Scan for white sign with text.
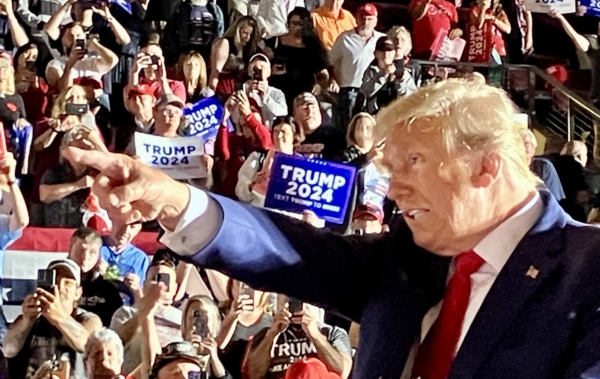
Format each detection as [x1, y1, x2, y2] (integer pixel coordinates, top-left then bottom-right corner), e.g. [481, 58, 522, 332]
[134, 132, 206, 180]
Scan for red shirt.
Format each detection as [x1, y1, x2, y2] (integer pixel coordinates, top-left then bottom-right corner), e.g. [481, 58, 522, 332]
[140, 78, 187, 103]
[214, 114, 273, 199]
[469, 7, 507, 57]
[19, 79, 50, 124]
[410, 0, 458, 56]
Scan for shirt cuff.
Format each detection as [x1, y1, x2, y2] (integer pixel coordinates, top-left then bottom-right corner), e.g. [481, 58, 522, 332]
[159, 185, 209, 245]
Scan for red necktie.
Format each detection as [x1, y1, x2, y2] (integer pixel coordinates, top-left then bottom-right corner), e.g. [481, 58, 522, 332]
[412, 251, 485, 379]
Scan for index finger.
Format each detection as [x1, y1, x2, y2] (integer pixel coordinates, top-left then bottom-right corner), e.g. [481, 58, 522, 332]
[62, 147, 126, 174]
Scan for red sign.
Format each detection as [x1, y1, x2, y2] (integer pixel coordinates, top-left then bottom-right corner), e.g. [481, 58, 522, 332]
[466, 22, 493, 62]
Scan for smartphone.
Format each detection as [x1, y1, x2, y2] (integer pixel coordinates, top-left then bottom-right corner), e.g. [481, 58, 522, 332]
[288, 298, 303, 314]
[156, 273, 170, 290]
[75, 39, 86, 52]
[241, 283, 254, 298]
[25, 61, 36, 72]
[252, 66, 262, 81]
[37, 269, 56, 292]
[192, 309, 209, 338]
[150, 55, 160, 65]
[188, 372, 203, 379]
[65, 103, 89, 116]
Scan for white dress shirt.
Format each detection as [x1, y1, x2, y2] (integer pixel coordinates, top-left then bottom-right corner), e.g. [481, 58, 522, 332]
[257, 0, 306, 38]
[420, 192, 543, 353]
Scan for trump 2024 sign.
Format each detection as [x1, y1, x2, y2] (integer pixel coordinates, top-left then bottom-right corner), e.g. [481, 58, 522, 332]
[264, 153, 356, 224]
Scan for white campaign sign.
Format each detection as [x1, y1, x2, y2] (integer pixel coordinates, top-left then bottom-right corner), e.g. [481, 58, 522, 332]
[134, 132, 206, 179]
[525, 0, 575, 13]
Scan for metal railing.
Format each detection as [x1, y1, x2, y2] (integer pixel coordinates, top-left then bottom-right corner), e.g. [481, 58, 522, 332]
[408, 60, 600, 161]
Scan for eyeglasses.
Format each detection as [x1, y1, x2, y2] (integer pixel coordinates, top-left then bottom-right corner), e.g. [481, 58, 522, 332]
[160, 109, 182, 117]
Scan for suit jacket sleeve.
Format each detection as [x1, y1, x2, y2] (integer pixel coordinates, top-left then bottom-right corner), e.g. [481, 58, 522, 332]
[160, 187, 387, 321]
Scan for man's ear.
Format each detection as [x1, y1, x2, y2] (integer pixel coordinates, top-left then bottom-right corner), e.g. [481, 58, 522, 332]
[471, 152, 501, 188]
[75, 286, 83, 302]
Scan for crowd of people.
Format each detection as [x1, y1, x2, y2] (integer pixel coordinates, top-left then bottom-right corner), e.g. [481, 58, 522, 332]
[0, 0, 594, 378]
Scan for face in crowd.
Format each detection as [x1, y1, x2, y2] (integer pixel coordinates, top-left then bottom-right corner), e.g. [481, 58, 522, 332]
[238, 24, 254, 47]
[68, 236, 102, 274]
[129, 92, 156, 117]
[85, 337, 123, 378]
[54, 267, 83, 313]
[248, 58, 271, 81]
[272, 122, 295, 153]
[356, 13, 377, 32]
[154, 103, 183, 131]
[145, 262, 178, 305]
[61, 24, 86, 55]
[110, 222, 142, 253]
[353, 116, 375, 149]
[293, 98, 322, 134]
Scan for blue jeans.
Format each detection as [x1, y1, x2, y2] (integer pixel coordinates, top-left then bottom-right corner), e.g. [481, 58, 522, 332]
[335, 87, 359, 132]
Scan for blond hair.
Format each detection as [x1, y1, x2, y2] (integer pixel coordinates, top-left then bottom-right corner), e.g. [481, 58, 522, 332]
[346, 112, 376, 146]
[0, 57, 15, 95]
[183, 296, 222, 338]
[52, 85, 87, 119]
[375, 79, 538, 190]
[178, 51, 208, 92]
[387, 26, 412, 57]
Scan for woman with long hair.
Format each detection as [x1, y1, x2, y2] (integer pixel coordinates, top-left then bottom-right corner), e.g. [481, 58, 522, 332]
[209, 16, 261, 98]
[14, 43, 50, 124]
[469, 0, 511, 62]
[217, 280, 274, 379]
[263, 7, 328, 108]
[336, 112, 378, 167]
[31, 85, 103, 224]
[177, 51, 214, 104]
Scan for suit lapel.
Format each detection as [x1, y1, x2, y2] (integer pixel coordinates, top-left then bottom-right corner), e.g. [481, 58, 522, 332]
[448, 227, 564, 378]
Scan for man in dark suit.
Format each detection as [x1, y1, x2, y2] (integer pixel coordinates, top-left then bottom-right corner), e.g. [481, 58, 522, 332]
[61, 80, 600, 379]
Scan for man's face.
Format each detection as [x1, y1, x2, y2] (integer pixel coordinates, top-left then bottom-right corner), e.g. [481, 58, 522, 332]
[130, 93, 155, 116]
[522, 135, 536, 165]
[293, 102, 322, 133]
[145, 264, 178, 304]
[157, 361, 201, 379]
[62, 25, 86, 51]
[69, 239, 101, 274]
[248, 59, 271, 80]
[110, 223, 142, 252]
[357, 15, 377, 31]
[85, 341, 122, 378]
[382, 118, 487, 256]
[55, 271, 82, 312]
[154, 104, 183, 131]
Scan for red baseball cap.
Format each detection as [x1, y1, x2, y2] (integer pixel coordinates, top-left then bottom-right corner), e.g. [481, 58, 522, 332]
[545, 64, 568, 85]
[284, 358, 342, 379]
[128, 83, 155, 98]
[352, 204, 383, 223]
[356, 3, 378, 17]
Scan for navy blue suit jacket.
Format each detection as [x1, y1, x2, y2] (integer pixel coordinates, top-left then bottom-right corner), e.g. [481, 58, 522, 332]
[187, 192, 600, 379]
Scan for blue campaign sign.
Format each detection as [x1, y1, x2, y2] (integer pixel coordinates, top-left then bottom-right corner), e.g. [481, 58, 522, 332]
[264, 153, 356, 224]
[109, 0, 132, 14]
[581, 0, 600, 16]
[183, 97, 225, 141]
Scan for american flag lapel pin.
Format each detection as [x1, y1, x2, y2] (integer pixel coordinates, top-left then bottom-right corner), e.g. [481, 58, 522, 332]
[526, 265, 539, 279]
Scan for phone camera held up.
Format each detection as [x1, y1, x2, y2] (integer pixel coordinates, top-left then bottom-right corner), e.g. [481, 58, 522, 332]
[65, 103, 89, 116]
[288, 298, 303, 314]
[150, 55, 160, 66]
[252, 66, 262, 81]
[74, 38, 87, 54]
[192, 309, 209, 338]
[37, 269, 56, 292]
[155, 273, 170, 290]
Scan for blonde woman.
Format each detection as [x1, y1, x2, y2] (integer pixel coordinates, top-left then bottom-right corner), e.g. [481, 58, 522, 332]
[178, 51, 214, 104]
[387, 25, 413, 60]
[140, 294, 231, 378]
[217, 280, 274, 379]
[31, 85, 103, 223]
[209, 16, 261, 96]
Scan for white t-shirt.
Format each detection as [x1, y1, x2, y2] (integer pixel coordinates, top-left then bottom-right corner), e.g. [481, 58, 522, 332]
[329, 30, 385, 88]
[45, 55, 104, 83]
[110, 305, 183, 373]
